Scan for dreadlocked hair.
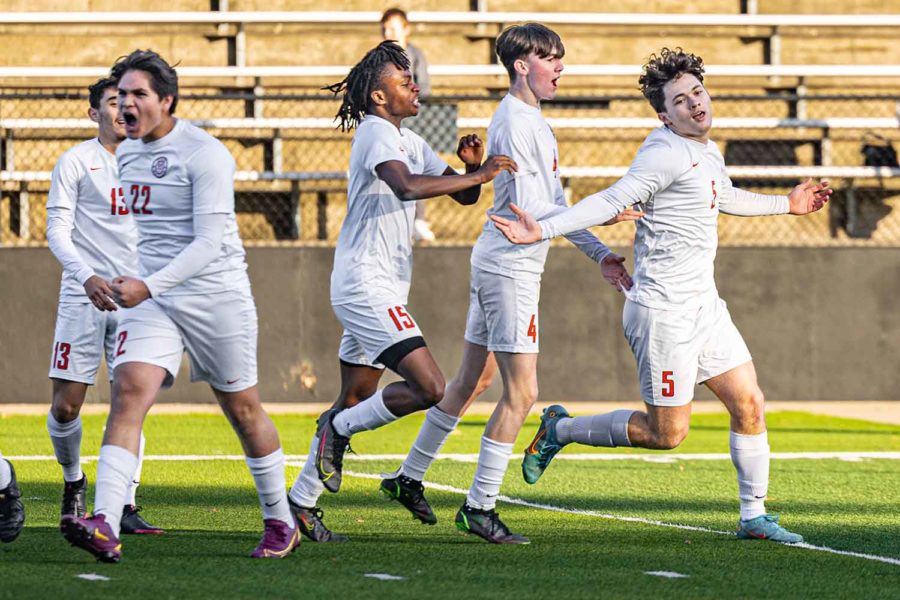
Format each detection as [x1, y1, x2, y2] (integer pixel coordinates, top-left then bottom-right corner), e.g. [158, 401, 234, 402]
[324, 41, 411, 132]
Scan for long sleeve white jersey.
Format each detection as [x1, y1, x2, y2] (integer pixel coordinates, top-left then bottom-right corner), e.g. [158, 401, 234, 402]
[538, 126, 789, 309]
[116, 119, 249, 296]
[46, 138, 138, 303]
[470, 94, 611, 282]
[330, 116, 448, 305]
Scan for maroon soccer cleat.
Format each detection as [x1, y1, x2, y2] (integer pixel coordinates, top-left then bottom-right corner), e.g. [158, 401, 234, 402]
[61, 513, 122, 563]
[250, 518, 300, 559]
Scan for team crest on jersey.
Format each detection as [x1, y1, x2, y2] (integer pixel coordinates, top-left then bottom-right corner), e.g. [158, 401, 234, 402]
[151, 157, 168, 178]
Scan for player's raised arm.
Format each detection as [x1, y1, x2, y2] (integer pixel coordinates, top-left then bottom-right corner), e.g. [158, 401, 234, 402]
[788, 178, 832, 215]
[446, 134, 495, 205]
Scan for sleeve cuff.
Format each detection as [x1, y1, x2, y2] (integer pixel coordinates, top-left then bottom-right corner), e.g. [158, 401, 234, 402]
[75, 268, 95, 286]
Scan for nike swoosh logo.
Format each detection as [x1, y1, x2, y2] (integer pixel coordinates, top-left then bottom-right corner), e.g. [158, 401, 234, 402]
[264, 500, 281, 507]
[526, 430, 546, 455]
[691, 162, 700, 168]
[90, 167, 102, 171]
[753, 495, 767, 499]
[226, 378, 240, 384]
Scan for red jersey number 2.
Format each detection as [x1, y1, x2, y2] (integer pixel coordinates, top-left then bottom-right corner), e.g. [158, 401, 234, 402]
[388, 306, 415, 332]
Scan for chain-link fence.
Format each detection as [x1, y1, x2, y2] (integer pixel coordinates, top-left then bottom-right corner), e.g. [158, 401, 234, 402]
[2, 90, 899, 246]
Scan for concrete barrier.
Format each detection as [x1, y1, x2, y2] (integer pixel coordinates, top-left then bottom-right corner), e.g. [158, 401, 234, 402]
[1, 245, 897, 405]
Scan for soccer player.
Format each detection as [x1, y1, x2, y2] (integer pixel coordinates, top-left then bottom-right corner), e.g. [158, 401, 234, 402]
[380, 23, 639, 544]
[0, 452, 24, 543]
[492, 48, 832, 544]
[45, 77, 162, 535]
[286, 41, 516, 541]
[61, 50, 298, 562]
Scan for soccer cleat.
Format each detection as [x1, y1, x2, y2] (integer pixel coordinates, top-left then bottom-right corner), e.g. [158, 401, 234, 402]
[120, 504, 164, 535]
[380, 474, 437, 525]
[250, 518, 301, 558]
[289, 498, 348, 542]
[736, 514, 804, 544]
[0, 460, 25, 543]
[522, 404, 571, 484]
[60, 474, 88, 520]
[315, 408, 352, 493]
[61, 514, 122, 563]
[454, 502, 529, 545]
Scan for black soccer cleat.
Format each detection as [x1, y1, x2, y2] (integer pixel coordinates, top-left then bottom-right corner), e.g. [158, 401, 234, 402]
[455, 502, 529, 545]
[288, 498, 348, 542]
[0, 460, 25, 543]
[61, 474, 88, 520]
[120, 505, 164, 535]
[380, 475, 437, 525]
[315, 408, 352, 493]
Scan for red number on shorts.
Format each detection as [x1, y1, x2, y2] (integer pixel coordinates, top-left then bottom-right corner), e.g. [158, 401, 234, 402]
[527, 314, 537, 343]
[710, 180, 718, 209]
[115, 331, 128, 357]
[110, 187, 128, 216]
[130, 184, 152, 214]
[387, 306, 415, 331]
[53, 341, 71, 370]
[662, 370, 675, 397]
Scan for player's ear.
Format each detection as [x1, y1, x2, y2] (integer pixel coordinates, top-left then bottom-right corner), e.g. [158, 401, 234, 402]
[513, 58, 529, 79]
[160, 95, 174, 115]
[87, 107, 100, 124]
[657, 112, 671, 126]
[370, 88, 387, 107]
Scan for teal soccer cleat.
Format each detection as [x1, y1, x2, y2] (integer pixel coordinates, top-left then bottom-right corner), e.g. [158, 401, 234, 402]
[521, 405, 570, 484]
[737, 514, 803, 544]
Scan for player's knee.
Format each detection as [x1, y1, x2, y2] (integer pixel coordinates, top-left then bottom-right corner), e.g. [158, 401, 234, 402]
[51, 394, 82, 422]
[731, 389, 766, 432]
[651, 425, 689, 450]
[415, 376, 445, 409]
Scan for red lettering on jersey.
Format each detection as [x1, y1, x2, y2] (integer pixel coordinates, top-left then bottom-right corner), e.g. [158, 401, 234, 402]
[710, 180, 718, 209]
[130, 184, 153, 215]
[527, 314, 537, 343]
[552, 153, 557, 174]
[110, 187, 129, 215]
[53, 341, 71, 370]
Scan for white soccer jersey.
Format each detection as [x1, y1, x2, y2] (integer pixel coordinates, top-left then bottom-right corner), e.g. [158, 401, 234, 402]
[540, 126, 788, 309]
[330, 115, 448, 305]
[116, 119, 249, 295]
[47, 138, 138, 302]
[470, 94, 610, 282]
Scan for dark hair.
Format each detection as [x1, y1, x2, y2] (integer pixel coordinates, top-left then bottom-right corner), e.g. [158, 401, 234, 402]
[88, 77, 117, 110]
[495, 23, 565, 80]
[324, 41, 411, 132]
[110, 49, 179, 114]
[381, 8, 409, 24]
[639, 47, 705, 113]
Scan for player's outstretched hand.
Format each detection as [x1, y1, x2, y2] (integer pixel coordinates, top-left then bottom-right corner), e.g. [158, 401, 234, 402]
[490, 203, 541, 244]
[110, 275, 151, 308]
[788, 178, 832, 215]
[600, 253, 633, 292]
[457, 133, 485, 168]
[602, 207, 645, 226]
[476, 155, 518, 183]
[83, 275, 118, 311]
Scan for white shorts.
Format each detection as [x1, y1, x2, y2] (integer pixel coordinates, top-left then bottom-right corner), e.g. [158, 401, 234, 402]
[112, 288, 259, 392]
[49, 301, 120, 384]
[333, 295, 424, 370]
[464, 266, 540, 354]
[623, 296, 752, 407]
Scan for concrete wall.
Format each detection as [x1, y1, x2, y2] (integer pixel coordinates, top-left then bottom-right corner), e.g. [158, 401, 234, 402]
[1, 246, 898, 405]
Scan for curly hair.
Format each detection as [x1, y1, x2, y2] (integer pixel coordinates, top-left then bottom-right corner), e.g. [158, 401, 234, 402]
[110, 49, 179, 114]
[324, 41, 411, 132]
[639, 48, 705, 113]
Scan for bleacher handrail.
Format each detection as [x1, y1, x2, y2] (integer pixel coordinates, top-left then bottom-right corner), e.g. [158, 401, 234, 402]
[2, 117, 898, 131]
[3, 11, 900, 27]
[5, 65, 900, 80]
[5, 166, 900, 183]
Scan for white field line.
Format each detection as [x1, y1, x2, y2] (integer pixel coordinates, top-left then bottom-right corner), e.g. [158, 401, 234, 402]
[341, 469, 900, 567]
[8, 451, 900, 462]
[7, 451, 898, 566]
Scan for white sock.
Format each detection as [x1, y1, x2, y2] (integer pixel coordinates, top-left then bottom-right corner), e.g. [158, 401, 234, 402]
[125, 432, 146, 506]
[555, 410, 635, 447]
[47, 412, 84, 482]
[246, 448, 293, 525]
[730, 431, 770, 521]
[466, 436, 514, 511]
[94, 444, 139, 537]
[288, 434, 325, 509]
[332, 389, 399, 437]
[0, 451, 10, 489]
[400, 406, 461, 481]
